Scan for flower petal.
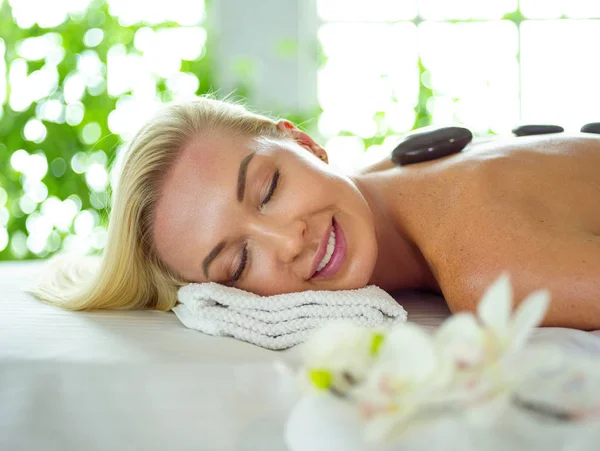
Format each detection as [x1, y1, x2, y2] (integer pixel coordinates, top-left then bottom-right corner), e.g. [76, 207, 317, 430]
[378, 323, 437, 383]
[477, 272, 513, 336]
[436, 312, 484, 345]
[436, 313, 487, 368]
[508, 289, 551, 352]
[301, 320, 377, 378]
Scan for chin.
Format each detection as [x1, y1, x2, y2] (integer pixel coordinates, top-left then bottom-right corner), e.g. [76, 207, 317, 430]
[344, 275, 372, 291]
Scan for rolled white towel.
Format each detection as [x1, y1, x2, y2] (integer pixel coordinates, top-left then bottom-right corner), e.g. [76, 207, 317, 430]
[172, 282, 407, 350]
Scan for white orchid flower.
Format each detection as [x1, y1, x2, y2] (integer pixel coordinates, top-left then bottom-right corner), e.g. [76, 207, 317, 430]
[290, 272, 559, 448]
[300, 321, 386, 396]
[357, 275, 551, 443]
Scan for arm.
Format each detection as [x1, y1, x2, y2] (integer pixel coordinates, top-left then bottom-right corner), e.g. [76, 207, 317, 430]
[441, 230, 600, 330]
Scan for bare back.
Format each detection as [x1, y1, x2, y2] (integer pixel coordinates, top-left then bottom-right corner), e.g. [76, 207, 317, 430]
[381, 133, 600, 328]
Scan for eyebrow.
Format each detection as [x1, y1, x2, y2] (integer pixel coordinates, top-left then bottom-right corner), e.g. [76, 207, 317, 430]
[202, 151, 256, 279]
[237, 151, 256, 202]
[202, 240, 227, 279]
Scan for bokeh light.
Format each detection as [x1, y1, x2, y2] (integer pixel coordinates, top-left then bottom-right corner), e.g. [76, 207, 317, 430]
[10, 230, 27, 259]
[107, 0, 205, 26]
[40, 196, 81, 232]
[81, 122, 102, 145]
[83, 28, 104, 47]
[36, 99, 65, 123]
[23, 118, 47, 143]
[65, 102, 85, 126]
[0, 228, 8, 252]
[50, 158, 67, 177]
[9, 0, 91, 28]
[0, 207, 10, 227]
[0, 188, 8, 207]
[85, 163, 108, 192]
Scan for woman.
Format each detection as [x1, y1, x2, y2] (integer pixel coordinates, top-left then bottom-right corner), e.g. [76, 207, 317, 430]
[29, 97, 600, 330]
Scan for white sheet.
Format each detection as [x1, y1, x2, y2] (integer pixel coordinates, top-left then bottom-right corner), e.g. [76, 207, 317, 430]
[0, 261, 301, 451]
[1, 261, 599, 451]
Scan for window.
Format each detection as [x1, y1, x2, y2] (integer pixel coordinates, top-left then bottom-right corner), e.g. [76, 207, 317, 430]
[317, 0, 600, 171]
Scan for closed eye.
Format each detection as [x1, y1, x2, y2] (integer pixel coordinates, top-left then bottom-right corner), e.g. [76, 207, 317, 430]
[232, 170, 279, 284]
[261, 170, 279, 207]
[231, 244, 248, 283]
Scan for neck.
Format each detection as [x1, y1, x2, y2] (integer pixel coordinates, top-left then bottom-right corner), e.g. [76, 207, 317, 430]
[351, 170, 441, 294]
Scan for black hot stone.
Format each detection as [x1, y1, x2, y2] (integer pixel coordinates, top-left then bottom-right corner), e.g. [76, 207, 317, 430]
[581, 123, 600, 134]
[512, 124, 564, 136]
[391, 126, 473, 166]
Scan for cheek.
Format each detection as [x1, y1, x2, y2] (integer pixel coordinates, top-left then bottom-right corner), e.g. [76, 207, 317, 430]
[243, 266, 304, 296]
[287, 164, 349, 207]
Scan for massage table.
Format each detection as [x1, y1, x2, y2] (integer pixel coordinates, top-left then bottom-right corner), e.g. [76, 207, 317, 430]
[1, 260, 599, 451]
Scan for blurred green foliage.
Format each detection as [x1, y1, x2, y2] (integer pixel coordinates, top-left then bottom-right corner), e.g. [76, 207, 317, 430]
[0, 0, 433, 262]
[0, 0, 216, 260]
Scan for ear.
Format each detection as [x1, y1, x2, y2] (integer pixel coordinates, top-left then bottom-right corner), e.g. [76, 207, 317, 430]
[276, 119, 328, 164]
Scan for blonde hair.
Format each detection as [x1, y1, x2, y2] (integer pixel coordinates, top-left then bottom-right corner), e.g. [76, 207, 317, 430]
[27, 96, 288, 311]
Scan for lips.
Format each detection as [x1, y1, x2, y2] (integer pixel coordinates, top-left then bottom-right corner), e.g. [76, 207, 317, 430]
[310, 216, 347, 280]
[310, 219, 333, 278]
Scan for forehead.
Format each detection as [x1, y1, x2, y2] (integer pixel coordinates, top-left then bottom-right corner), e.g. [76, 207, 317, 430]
[159, 132, 252, 214]
[152, 131, 258, 275]
[177, 131, 254, 179]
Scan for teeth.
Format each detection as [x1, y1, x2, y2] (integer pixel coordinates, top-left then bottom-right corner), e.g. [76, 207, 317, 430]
[316, 229, 336, 272]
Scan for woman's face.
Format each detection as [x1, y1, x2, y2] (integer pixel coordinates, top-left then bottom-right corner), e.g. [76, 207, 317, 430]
[153, 123, 378, 295]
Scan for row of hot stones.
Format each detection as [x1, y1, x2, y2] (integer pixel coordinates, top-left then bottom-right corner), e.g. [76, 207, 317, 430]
[391, 122, 600, 166]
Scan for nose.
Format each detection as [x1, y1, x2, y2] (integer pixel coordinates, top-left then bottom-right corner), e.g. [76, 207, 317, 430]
[247, 217, 307, 263]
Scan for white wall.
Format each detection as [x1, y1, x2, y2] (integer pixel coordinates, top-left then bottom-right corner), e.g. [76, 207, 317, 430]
[211, 0, 319, 116]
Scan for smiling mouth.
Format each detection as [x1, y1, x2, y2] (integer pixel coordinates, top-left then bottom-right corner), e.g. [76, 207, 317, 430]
[311, 217, 347, 280]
